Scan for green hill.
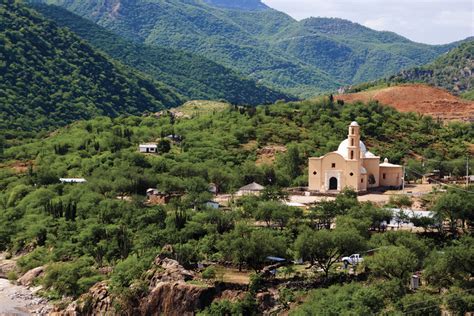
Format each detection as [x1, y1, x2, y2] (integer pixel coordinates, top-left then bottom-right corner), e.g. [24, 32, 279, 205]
[0, 1, 182, 135]
[388, 41, 474, 97]
[31, 3, 293, 106]
[34, 0, 467, 97]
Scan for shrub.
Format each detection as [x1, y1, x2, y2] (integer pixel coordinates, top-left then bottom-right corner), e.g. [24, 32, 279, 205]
[202, 266, 216, 279]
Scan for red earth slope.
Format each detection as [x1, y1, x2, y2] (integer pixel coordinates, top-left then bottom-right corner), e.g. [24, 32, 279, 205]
[336, 84, 474, 122]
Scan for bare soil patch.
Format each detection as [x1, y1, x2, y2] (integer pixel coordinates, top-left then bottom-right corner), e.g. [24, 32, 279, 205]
[336, 84, 474, 122]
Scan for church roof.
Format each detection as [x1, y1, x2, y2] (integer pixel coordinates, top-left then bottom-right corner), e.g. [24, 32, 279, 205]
[350, 121, 359, 127]
[238, 182, 265, 191]
[336, 139, 367, 159]
[379, 158, 401, 168]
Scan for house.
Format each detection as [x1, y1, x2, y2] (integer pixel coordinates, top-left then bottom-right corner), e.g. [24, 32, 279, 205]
[139, 143, 158, 154]
[59, 178, 87, 183]
[146, 188, 171, 205]
[237, 182, 265, 196]
[308, 121, 403, 193]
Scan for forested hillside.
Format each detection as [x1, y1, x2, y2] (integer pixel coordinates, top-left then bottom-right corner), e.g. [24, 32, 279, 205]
[0, 1, 182, 136]
[0, 97, 472, 313]
[31, 3, 293, 106]
[35, 0, 467, 97]
[388, 41, 474, 98]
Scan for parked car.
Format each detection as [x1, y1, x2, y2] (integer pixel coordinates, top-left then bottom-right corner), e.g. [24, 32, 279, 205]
[341, 254, 363, 266]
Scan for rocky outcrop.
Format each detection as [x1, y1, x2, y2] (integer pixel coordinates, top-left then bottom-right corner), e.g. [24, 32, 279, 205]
[57, 257, 222, 315]
[140, 282, 215, 316]
[17, 266, 44, 287]
[140, 257, 215, 315]
[52, 281, 113, 316]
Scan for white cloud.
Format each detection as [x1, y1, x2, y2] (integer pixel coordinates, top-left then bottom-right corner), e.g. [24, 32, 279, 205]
[262, 0, 474, 44]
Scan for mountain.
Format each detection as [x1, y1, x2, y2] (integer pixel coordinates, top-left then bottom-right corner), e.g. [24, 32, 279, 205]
[34, 0, 466, 97]
[387, 41, 474, 97]
[336, 84, 474, 122]
[0, 1, 183, 134]
[203, 0, 269, 10]
[31, 3, 293, 106]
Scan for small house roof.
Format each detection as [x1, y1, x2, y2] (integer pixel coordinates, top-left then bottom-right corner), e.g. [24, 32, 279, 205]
[238, 182, 265, 191]
[60, 178, 86, 183]
[139, 143, 157, 148]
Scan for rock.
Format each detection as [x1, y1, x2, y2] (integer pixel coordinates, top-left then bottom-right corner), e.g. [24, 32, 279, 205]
[140, 282, 215, 316]
[53, 281, 113, 316]
[17, 266, 44, 287]
[148, 258, 195, 286]
[0, 260, 16, 278]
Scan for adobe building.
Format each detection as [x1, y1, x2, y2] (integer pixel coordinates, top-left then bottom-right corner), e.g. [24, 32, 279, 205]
[308, 122, 403, 193]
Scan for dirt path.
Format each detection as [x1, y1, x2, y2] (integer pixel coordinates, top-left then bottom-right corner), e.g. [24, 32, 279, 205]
[0, 278, 51, 315]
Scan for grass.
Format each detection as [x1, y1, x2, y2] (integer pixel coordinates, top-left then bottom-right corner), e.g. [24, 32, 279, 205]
[214, 266, 250, 284]
[186, 279, 210, 287]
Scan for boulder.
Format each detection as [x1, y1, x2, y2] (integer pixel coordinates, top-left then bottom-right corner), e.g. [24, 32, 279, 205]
[0, 259, 16, 278]
[17, 266, 44, 287]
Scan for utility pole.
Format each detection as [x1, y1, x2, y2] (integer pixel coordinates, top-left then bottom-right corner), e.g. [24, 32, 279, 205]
[402, 164, 405, 193]
[467, 156, 470, 187]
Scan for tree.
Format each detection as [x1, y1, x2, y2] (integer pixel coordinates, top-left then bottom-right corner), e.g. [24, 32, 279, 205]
[433, 191, 473, 235]
[424, 236, 474, 290]
[294, 227, 366, 278]
[218, 224, 287, 272]
[365, 246, 417, 284]
[398, 292, 441, 316]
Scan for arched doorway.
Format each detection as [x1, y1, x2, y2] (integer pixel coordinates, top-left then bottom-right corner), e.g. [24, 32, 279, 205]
[329, 177, 338, 190]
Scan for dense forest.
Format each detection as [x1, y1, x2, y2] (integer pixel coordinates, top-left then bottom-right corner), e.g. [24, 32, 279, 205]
[0, 97, 472, 313]
[34, 0, 467, 97]
[0, 1, 182, 136]
[30, 3, 293, 106]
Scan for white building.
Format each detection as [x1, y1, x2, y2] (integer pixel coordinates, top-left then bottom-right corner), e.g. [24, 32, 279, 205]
[139, 143, 158, 154]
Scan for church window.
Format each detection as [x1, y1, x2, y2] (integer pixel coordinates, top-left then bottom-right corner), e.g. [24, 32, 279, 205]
[351, 139, 354, 146]
[313, 171, 317, 175]
[361, 178, 364, 183]
[383, 173, 386, 179]
[331, 163, 336, 168]
[351, 127, 354, 135]
[350, 172, 354, 176]
[350, 151, 354, 160]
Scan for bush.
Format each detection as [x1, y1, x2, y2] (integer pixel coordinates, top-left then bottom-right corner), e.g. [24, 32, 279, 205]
[110, 255, 147, 292]
[202, 266, 216, 279]
[17, 247, 50, 273]
[42, 256, 101, 297]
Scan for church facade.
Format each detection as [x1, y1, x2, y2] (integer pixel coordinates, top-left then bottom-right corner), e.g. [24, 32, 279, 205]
[308, 122, 403, 193]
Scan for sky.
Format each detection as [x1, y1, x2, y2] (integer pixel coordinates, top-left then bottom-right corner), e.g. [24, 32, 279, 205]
[262, 0, 473, 44]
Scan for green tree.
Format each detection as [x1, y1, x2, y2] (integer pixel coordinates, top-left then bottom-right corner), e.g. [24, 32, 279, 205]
[365, 246, 417, 284]
[294, 227, 366, 278]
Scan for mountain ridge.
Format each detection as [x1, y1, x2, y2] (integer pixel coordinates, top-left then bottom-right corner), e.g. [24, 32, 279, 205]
[34, 0, 468, 97]
[30, 3, 294, 106]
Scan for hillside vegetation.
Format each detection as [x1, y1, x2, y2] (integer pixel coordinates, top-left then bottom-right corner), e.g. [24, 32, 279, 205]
[31, 3, 293, 106]
[388, 41, 474, 96]
[0, 97, 472, 312]
[36, 0, 466, 97]
[0, 1, 182, 136]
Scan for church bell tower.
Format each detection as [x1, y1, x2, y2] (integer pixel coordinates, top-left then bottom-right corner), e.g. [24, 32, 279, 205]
[347, 121, 360, 160]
